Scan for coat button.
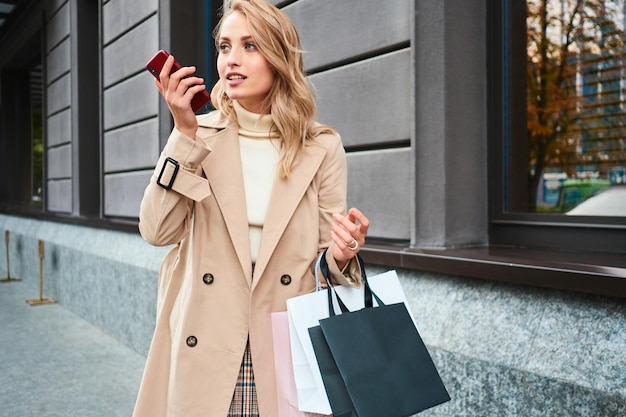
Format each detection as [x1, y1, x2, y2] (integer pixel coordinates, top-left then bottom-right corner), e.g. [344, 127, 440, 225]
[280, 274, 292, 285]
[202, 273, 214, 285]
[186, 336, 198, 347]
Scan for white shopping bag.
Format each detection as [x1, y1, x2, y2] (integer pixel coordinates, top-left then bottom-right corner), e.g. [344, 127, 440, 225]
[287, 289, 333, 414]
[286, 254, 414, 414]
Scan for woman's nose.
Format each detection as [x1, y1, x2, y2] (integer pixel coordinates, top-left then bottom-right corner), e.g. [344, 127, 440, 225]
[226, 47, 241, 66]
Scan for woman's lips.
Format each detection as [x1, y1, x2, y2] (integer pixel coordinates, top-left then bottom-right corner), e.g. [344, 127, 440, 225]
[226, 72, 246, 86]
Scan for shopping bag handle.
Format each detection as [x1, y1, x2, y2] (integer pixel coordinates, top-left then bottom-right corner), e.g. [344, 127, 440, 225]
[319, 251, 385, 317]
[314, 249, 367, 296]
[314, 251, 327, 292]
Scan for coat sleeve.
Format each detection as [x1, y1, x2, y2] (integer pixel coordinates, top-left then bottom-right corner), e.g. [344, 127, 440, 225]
[316, 133, 362, 288]
[138, 128, 212, 246]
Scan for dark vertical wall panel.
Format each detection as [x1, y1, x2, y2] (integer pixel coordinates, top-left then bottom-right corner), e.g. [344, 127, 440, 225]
[71, 0, 100, 216]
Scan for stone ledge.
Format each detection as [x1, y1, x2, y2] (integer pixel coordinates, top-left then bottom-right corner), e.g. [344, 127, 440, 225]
[362, 243, 626, 298]
[422, 349, 626, 417]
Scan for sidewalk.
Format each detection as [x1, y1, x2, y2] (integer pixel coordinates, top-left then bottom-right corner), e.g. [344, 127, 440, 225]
[0, 280, 146, 417]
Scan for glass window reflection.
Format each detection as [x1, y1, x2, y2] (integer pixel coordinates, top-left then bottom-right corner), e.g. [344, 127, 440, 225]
[522, 0, 626, 216]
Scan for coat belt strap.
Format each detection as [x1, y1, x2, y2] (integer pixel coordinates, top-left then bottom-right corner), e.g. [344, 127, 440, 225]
[156, 156, 211, 202]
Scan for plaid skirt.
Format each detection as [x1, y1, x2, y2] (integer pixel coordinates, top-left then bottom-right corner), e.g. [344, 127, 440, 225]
[228, 341, 259, 417]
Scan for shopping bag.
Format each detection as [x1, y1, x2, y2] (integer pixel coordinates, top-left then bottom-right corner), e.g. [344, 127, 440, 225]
[271, 311, 330, 417]
[310, 256, 450, 417]
[308, 325, 357, 417]
[287, 251, 418, 414]
[286, 253, 335, 414]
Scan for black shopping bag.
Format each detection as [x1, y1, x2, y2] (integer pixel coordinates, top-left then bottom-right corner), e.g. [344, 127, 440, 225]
[309, 325, 358, 417]
[309, 255, 450, 417]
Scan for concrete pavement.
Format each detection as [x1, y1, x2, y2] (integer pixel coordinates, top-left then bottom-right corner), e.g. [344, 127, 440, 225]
[0, 280, 145, 417]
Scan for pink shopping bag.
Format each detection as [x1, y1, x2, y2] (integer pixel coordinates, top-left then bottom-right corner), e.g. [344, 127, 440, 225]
[271, 311, 331, 417]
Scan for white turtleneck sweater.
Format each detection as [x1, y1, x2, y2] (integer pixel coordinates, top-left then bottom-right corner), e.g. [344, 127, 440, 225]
[233, 101, 281, 263]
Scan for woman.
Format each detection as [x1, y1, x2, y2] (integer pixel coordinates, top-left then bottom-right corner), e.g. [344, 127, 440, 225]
[133, 1, 369, 416]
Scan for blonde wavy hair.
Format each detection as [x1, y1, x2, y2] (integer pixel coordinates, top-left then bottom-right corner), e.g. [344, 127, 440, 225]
[210, 0, 335, 178]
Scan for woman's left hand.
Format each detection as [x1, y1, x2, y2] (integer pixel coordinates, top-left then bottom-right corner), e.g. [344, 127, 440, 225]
[331, 207, 370, 267]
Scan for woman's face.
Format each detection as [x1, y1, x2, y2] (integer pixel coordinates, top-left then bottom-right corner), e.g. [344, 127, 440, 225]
[217, 11, 275, 113]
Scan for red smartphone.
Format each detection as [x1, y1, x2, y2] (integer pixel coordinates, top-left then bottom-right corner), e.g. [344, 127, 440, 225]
[146, 50, 211, 113]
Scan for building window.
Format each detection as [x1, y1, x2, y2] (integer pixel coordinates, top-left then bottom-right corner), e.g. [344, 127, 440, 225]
[526, 0, 626, 214]
[490, 0, 626, 253]
[0, 34, 43, 213]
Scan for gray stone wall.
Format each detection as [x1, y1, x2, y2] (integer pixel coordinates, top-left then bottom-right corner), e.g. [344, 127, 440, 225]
[1, 214, 624, 416]
[282, 0, 414, 241]
[42, 0, 418, 240]
[44, 0, 160, 217]
[101, 0, 160, 218]
[45, 1, 72, 213]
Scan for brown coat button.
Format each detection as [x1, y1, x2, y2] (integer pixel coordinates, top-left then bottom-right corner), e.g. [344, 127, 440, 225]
[280, 274, 292, 285]
[186, 336, 198, 347]
[202, 273, 214, 285]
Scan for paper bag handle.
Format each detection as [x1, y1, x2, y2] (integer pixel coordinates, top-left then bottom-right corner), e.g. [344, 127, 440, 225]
[319, 251, 384, 317]
[314, 250, 327, 292]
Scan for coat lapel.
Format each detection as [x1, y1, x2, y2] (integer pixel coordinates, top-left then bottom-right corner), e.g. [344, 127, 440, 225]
[196, 112, 331, 288]
[252, 142, 328, 288]
[198, 118, 253, 284]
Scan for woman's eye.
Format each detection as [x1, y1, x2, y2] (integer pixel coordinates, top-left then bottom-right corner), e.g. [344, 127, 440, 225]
[244, 43, 257, 50]
[219, 44, 230, 52]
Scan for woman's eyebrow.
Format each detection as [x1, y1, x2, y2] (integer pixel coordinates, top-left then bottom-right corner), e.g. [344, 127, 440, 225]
[219, 35, 253, 42]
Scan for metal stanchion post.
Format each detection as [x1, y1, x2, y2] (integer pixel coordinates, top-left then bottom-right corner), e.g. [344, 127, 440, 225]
[1, 230, 21, 282]
[26, 240, 56, 306]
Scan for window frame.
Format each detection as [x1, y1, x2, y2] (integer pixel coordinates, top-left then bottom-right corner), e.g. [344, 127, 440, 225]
[487, 0, 626, 255]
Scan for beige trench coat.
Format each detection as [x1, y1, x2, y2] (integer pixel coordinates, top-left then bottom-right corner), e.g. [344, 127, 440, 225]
[132, 110, 361, 417]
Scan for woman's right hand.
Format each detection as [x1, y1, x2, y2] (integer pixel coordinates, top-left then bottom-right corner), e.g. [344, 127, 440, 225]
[154, 55, 207, 139]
